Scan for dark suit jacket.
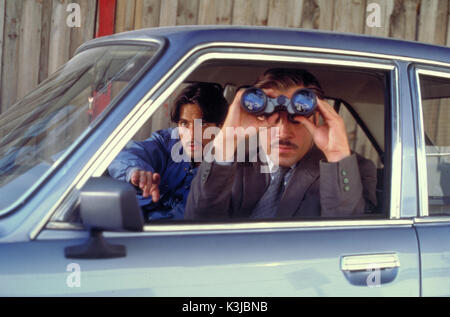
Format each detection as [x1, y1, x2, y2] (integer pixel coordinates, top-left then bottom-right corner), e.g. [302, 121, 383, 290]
[185, 146, 377, 219]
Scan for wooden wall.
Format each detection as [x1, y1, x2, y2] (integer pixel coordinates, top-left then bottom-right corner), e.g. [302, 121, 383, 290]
[0, 0, 96, 114]
[1, 0, 449, 113]
[0, 0, 449, 158]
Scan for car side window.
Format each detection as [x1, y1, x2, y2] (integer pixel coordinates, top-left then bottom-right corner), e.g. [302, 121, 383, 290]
[419, 73, 450, 215]
[106, 60, 389, 223]
[52, 57, 392, 225]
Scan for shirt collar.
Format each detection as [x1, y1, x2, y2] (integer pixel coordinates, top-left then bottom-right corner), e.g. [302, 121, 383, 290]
[263, 151, 298, 179]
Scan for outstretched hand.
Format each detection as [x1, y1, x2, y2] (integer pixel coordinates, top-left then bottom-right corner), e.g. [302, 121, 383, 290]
[130, 170, 161, 201]
[294, 98, 351, 162]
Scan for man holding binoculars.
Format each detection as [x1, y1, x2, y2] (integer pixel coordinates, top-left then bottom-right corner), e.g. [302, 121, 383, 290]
[185, 68, 377, 219]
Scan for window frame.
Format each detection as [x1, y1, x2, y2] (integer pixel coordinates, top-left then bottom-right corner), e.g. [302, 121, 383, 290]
[40, 43, 405, 236]
[411, 66, 450, 219]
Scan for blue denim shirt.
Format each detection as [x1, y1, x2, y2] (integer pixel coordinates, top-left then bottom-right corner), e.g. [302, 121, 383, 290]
[108, 128, 197, 221]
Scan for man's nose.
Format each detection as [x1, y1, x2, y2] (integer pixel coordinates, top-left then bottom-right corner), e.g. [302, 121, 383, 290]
[188, 125, 196, 140]
[276, 113, 294, 138]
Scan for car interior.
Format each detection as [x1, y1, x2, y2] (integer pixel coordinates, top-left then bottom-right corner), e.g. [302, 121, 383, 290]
[129, 60, 390, 220]
[56, 59, 392, 224]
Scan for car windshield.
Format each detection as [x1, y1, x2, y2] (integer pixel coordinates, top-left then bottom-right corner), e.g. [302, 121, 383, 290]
[0, 44, 159, 212]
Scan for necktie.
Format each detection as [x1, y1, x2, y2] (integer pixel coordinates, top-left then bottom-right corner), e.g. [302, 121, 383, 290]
[250, 167, 289, 218]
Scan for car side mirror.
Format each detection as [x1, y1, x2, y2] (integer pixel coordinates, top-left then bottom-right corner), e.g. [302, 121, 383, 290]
[65, 177, 144, 259]
[79, 177, 144, 231]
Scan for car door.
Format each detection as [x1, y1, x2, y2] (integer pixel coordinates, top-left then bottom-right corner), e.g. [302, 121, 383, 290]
[411, 66, 450, 297]
[0, 222, 418, 296]
[0, 43, 421, 296]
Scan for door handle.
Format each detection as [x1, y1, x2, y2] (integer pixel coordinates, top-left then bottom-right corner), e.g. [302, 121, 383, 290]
[340, 253, 400, 286]
[341, 253, 400, 271]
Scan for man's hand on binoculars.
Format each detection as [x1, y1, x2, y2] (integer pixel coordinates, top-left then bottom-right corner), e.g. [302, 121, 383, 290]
[213, 89, 278, 162]
[223, 89, 278, 130]
[295, 98, 351, 163]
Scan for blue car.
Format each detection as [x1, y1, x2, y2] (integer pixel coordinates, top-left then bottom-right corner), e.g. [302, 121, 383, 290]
[0, 26, 448, 296]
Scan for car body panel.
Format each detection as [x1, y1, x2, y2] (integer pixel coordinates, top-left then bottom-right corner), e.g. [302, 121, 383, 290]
[0, 226, 419, 296]
[415, 224, 450, 296]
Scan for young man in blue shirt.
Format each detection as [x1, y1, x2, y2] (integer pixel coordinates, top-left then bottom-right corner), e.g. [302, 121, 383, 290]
[108, 83, 228, 221]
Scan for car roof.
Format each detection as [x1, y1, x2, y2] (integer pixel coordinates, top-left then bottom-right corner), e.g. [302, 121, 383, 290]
[78, 25, 450, 65]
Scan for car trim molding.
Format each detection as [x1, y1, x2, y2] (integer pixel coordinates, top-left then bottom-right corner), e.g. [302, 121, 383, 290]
[413, 69, 430, 217]
[390, 67, 401, 219]
[414, 216, 450, 224]
[45, 219, 414, 233]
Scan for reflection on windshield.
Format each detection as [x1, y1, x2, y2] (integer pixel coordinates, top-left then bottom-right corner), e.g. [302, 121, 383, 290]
[0, 44, 158, 211]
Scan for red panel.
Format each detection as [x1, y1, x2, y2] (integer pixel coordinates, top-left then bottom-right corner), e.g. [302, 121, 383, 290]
[96, 0, 116, 38]
[88, 84, 112, 121]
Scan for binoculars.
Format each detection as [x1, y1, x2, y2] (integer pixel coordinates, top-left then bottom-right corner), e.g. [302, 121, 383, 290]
[240, 87, 317, 118]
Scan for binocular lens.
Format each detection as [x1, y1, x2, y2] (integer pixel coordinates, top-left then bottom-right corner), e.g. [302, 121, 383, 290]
[241, 87, 317, 117]
[241, 88, 266, 113]
[291, 89, 316, 115]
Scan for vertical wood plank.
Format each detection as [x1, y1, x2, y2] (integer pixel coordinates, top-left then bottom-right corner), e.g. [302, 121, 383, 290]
[134, 0, 144, 29]
[232, 0, 254, 25]
[95, 0, 100, 36]
[69, 0, 97, 57]
[332, 0, 367, 34]
[418, 0, 449, 45]
[198, 0, 216, 25]
[233, 0, 269, 26]
[364, 0, 395, 36]
[254, 0, 269, 26]
[0, 0, 5, 109]
[447, 0, 450, 46]
[48, 0, 72, 76]
[39, 0, 53, 84]
[135, 0, 161, 29]
[267, 0, 290, 27]
[17, 0, 42, 100]
[315, 0, 335, 30]
[176, 0, 199, 25]
[159, 0, 177, 26]
[1, 0, 22, 112]
[115, 0, 136, 33]
[294, 0, 309, 29]
[389, 0, 420, 41]
[216, 0, 233, 25]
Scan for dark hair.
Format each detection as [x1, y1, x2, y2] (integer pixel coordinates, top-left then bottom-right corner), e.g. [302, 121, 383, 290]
[170, 83, 228, 125]
[254, 68, 325, 99]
